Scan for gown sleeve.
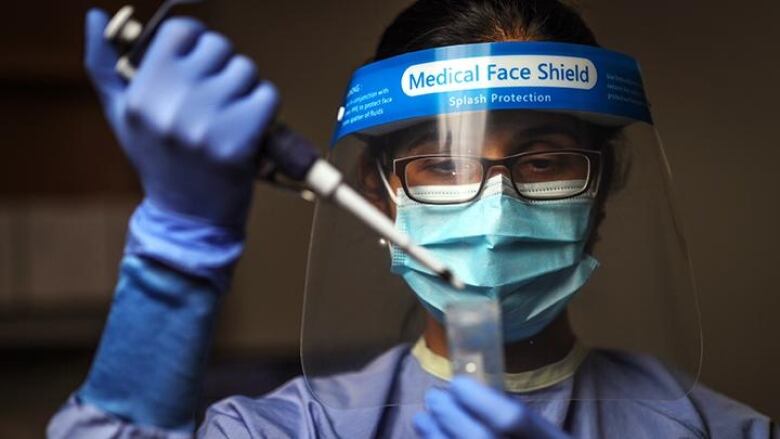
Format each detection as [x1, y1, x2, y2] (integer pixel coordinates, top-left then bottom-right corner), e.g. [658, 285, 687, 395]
[48, 395, 192, 439]
[198, 377, 339, 439]
[48, 255, 222, 438]
[687, 382, 778, 439]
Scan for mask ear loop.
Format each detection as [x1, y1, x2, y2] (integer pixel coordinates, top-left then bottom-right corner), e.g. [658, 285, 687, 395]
[376, 158, 399, 206]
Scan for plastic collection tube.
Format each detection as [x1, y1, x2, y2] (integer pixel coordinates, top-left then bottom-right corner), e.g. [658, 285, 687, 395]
[445, 297, 505, 390]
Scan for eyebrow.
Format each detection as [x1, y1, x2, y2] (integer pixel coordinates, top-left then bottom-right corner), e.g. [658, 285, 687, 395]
[397, 128, 446, 154]
[392, 122, 585, 156]
[516, 124, 583, 142]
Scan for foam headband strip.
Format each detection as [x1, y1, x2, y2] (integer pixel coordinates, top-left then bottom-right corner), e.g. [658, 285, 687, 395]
[332, 41, 651, 145]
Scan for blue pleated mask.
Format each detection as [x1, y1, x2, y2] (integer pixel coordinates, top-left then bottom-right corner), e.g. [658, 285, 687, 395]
[391, 175, 599, 342]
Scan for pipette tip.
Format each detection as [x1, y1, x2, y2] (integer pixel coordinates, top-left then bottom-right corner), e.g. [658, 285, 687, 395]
[440, 269, 466, 290]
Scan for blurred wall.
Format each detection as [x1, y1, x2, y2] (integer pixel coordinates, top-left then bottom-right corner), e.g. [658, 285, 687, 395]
[583, 0, 780, 420]
[0, 0, 777, 432]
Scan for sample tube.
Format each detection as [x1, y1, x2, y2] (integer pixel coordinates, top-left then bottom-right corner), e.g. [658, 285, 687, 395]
[445, 297, 505, 390]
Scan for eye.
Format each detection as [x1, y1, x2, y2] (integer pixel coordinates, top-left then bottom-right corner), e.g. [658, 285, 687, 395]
[513, 152, 589, 183]
[425, 159, 469, 175]
[526, 158, 556, 171]
[406, 157, 484, 186]
[520, 157, 562, 175]
[425, 160, 456, 173]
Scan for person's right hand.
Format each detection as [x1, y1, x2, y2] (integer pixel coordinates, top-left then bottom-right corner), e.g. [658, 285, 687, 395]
[85, 8, 278, 228]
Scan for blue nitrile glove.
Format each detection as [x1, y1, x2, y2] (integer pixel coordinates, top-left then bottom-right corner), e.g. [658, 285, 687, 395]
[414, 377, 572, 439]
[85, 7, 279, 290]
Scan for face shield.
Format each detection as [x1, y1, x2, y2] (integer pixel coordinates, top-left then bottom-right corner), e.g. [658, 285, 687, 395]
[301, 42, 701, 409]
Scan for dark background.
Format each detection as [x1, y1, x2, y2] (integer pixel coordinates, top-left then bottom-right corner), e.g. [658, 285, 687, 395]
[1, 1, 778, 436]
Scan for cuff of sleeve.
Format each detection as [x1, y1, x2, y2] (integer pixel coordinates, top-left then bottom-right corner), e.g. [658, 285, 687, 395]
[48, 395, 194, 438]
[125, 199, 245, 292]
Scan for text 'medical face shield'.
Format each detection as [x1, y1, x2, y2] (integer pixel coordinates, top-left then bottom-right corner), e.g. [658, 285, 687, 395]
[301, 41, 702, 410]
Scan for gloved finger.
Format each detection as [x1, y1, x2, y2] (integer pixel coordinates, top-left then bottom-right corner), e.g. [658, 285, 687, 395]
[450, 377, 527, 434]
[450, 377, 571, 439]
[141, 17, 205, 70]
[413, 412, 450, 439]
[183, 31, 234, 77]
[205, 55, 259, 103]
[84, 8, 125, 101]
[207, 80, 279, 164]
[425, 388, 494, 439]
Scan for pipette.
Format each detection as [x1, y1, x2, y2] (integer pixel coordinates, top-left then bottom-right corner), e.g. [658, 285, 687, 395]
[103, 1, 465, 290]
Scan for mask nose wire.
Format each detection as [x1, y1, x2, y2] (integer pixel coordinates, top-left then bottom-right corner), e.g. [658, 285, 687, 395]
[480, 164, 516, 198]
[485, 164, 512, 180]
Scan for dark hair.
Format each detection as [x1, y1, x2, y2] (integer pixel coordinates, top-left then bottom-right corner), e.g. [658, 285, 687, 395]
[374, 0, 598, 61]
[365, 0, 625, 252]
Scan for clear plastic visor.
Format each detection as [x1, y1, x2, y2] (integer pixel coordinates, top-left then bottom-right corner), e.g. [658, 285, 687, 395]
[301, 109, 701, 410]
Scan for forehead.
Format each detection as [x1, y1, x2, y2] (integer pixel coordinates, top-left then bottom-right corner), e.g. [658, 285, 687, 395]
[447, 110, 583, 130]
[385, 110, 593, 157]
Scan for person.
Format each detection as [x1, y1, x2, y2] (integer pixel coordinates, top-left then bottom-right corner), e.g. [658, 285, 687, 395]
[49, 0, 777, 438]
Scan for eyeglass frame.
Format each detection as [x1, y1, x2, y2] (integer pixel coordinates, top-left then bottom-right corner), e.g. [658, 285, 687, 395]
[389, 149, 603, 205]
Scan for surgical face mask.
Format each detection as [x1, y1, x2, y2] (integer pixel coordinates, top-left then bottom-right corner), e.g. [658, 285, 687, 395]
[390, 174, 599, 342]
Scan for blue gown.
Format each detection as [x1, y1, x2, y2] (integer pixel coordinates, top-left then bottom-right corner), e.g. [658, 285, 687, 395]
[48, 257, 777, 438]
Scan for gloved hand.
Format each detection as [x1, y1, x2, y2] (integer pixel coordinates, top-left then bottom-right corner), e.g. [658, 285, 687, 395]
[85, 8, 278, 290]
[414, 377, 572, 439]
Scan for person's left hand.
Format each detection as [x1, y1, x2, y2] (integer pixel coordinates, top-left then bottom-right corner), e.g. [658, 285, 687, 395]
[414, 377, 572, 439]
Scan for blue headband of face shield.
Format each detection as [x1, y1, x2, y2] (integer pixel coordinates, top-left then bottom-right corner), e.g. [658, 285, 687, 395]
[332, 41, 651, 144]
[332, 42, 651, 342]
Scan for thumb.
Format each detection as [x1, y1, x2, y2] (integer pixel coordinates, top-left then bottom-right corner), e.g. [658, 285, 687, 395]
[84, 8, 126, 102]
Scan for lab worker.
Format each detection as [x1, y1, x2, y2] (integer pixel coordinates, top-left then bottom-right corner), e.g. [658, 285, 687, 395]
[49, 0, 777, 438]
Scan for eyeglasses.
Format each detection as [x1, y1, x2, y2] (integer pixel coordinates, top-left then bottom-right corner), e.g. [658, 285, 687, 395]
[392, 149, 601, 205]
